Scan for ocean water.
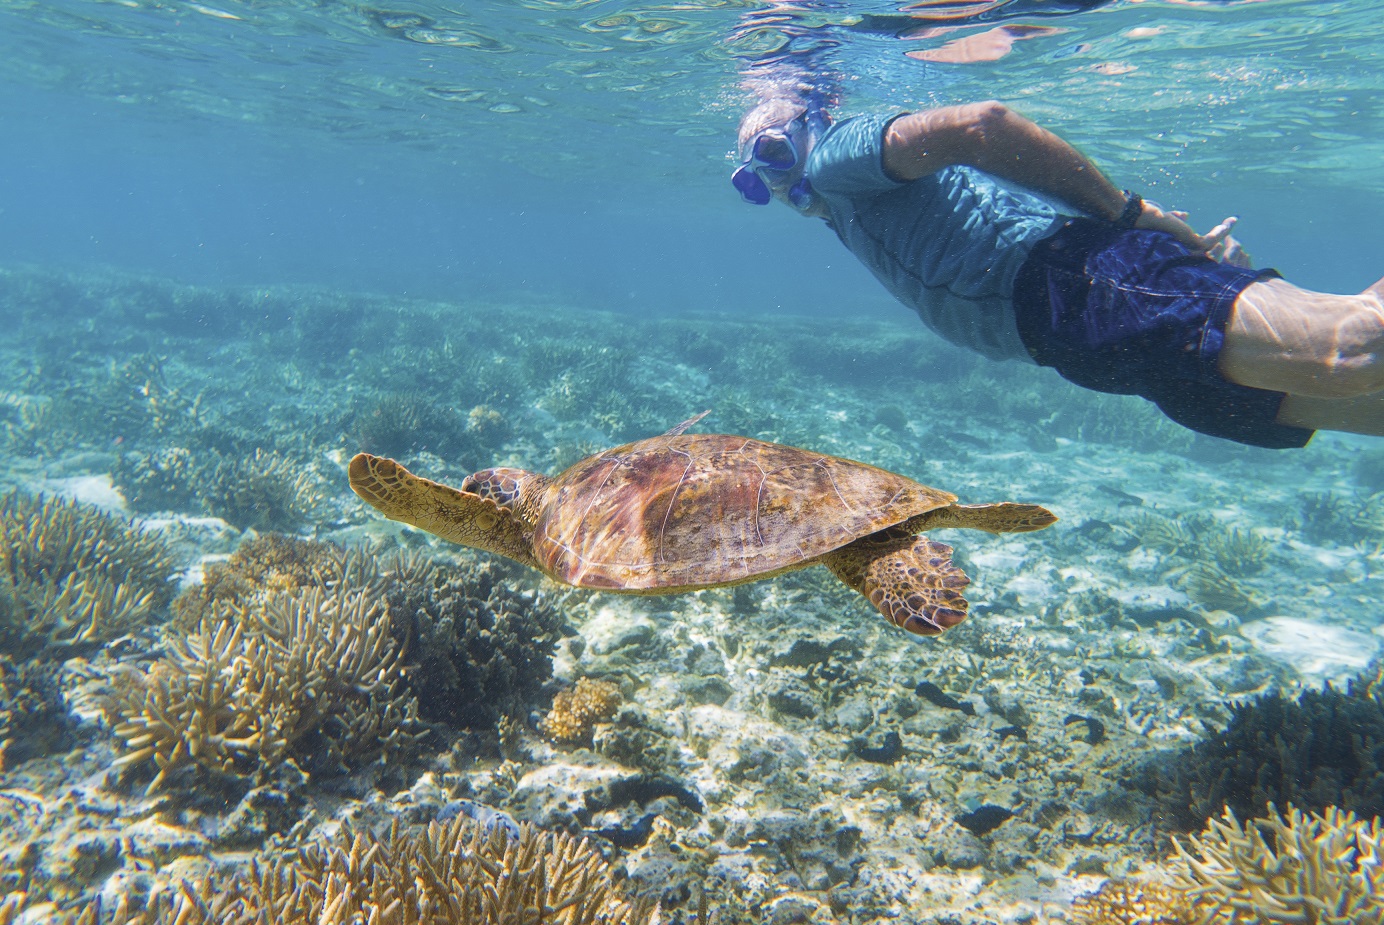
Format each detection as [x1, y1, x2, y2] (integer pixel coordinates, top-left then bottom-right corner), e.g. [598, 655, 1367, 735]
[3, 0, 1380, 308]
[1, 1, 1383, 923]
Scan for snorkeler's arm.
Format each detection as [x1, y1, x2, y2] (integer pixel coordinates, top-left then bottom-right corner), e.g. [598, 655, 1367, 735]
[881, 102, 1233, 251]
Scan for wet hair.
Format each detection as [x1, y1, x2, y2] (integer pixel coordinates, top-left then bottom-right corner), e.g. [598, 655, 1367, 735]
[737, 97, 809, 160]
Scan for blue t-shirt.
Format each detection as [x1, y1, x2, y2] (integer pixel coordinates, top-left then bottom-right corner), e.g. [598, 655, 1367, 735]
[806, 114, 1066, 361]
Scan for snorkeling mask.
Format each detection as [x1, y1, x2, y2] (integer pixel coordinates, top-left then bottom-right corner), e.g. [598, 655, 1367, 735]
[731, 104, 826, 209]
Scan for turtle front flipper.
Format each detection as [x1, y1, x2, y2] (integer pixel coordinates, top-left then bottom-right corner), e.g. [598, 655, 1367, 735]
[348, 453, 539, 569]
[824, 532, 970, 636]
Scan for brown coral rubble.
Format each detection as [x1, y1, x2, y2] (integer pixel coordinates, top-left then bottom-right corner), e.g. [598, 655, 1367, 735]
[542, 677, 623, 744]
[1070, 878, 1193, 925]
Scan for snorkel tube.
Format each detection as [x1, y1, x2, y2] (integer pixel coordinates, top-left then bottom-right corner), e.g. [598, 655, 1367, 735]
[785, 92, 830, 209]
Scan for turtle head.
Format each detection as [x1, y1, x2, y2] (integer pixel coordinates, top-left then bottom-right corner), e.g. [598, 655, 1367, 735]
[349, 454, 544, 570]
[461, 467, 545, 525]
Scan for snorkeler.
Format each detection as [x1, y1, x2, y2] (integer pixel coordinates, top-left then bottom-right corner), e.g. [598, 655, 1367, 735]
[732, 96, 1384, 448]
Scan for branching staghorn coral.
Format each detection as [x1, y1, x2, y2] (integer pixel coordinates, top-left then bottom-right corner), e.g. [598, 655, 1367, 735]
[112, 446, 201, 513]
[43, 351, 202, 452]
[1132, 512, 1206, 560]
[171, 532, 360, 626]
[1173, 562, 1266, 617]
[0, 390, 52, 455]
[1204, 526, 1271, 577]
[0, 492, 177, 603]
[1132, 513, 1271, 580]
[1044, 391, 1195, 452]
[173, 538, 564, 736]
[111, 616, 255, 788]
[81, 815, 659, 925]
[112, 584, 420, 791]
[1172, 804, 1384, 925]
[0, 492, 177, 654]
[346, 390, 473, 460]
[195, 448, 327, 532]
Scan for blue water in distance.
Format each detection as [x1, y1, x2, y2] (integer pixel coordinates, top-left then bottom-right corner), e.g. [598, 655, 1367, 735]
[0, 0, 1380, 317]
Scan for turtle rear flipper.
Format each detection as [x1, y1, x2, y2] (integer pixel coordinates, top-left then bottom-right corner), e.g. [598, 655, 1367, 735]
[903, 501, 1056, 535]
[825, 534, 970, 636]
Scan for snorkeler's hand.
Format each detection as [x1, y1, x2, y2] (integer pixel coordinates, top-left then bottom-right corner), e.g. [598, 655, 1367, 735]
[1209, 234, 1253, 268]
[1134, 203, 1236, 254]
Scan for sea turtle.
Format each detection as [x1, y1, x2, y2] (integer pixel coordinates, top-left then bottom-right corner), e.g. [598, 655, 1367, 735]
[348, 413, 1055, 636]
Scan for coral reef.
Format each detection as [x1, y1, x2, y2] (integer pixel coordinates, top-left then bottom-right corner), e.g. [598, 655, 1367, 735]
[1123, 513, 1274, 617]
[1293, 490, 1383, 546]
[111, 446, 201, 513]
[0, 390, 53, 456]
[171, 531, 351, 625]
[1156, 672, 1384, 828]
[110, 584, 420, 791]
[175, 539, 566, 739]
[1070, 878, 1193, 925]
[1174, 563, 1266, 617]
[195, 448, 328, 532]
[0, 492, 177, 654]
[90, 815, 658, 925]
[46, 352, 204, 453]
[374, 552, 567, 730]
[1132, 512, 1206, 560]
[542, 678, 623, 744]
[0, 656, 73, 768]
[1172, 804, 1383, 924]
[345, 390, 471, 460]
[1132, 514, 1273, 580]
[1203, 527, 1271, 578]
[1046, 391, 1196, 453]
[467, 403, 513, 449]
[7, 263, 1384, 924]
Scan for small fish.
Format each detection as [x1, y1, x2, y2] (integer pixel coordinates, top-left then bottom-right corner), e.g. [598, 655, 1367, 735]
[956, 804, 1013, 836]
[938, 428, 988, 448]
[597, 775, 704, 813]
[915, 680, 976, 716]
[596, 812, 658, 849]
[1096, 483, 1144, 507]
[1063, 713, 1106, 745]
[854, 730, 903, 764]
[436, 800, 522, 840]
[996, 725, 1028, 743]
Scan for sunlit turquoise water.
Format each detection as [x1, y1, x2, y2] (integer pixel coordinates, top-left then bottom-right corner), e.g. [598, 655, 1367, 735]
[1, 0, 1380, 310]
[2, 5, 1384, 920]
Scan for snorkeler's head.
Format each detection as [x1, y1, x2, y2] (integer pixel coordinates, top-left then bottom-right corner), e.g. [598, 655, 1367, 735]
[737, 98, 808, 159]
[732, 96, 827, 209]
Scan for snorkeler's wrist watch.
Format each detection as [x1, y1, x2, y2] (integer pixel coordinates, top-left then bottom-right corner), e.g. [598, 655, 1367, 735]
[1113, 190, 1144, 230]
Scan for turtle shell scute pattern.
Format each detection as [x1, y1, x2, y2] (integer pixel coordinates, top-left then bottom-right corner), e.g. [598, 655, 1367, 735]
[532, 434, 956, 591]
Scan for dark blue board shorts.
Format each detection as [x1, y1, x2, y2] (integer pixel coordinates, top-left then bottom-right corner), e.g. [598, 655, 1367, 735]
[1012, 218, 1313, 449]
